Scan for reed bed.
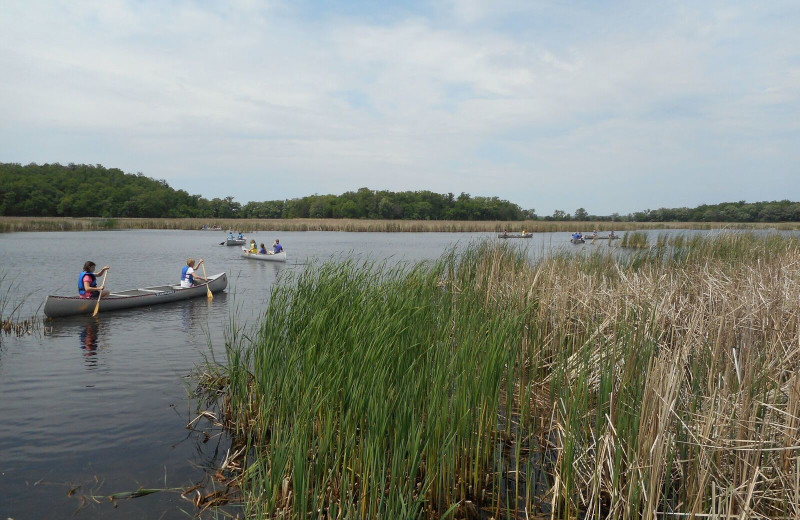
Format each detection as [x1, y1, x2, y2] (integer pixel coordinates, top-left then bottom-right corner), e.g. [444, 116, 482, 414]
[620, 231, 650, 248]
[196, 233, 800, 519]
[3, 216, 800, 233]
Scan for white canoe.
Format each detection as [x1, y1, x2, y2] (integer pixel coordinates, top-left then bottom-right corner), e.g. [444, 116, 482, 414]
[241, 250, 287, 262]
[43, 273, 227, 318]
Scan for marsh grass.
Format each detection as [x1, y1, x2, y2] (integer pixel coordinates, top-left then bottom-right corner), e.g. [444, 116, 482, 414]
[0, 271, 43, 337]
[3, 216, 800, 233]
[197, 233, 800, 519]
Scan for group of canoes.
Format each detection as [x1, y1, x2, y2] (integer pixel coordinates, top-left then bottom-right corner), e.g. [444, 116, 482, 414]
[44, 234, 288, 318]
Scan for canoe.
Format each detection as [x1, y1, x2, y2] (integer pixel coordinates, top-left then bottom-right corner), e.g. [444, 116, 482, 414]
[584, 236, 620, 240]
[570, 238, 585, 244]
[225, 238, 246, 246]
[498, 233, 533, 239]
[241, 250, 287, 262]
[43, 273, 228, 318]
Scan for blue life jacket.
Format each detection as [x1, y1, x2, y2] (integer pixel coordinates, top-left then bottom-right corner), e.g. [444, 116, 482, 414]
[181, 265, 194, 285]
[78, 271, 97, 295]
[237, 233, 243, 239]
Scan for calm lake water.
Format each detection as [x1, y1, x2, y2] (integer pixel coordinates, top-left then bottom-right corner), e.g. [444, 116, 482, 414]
[0, 228, 752, 518]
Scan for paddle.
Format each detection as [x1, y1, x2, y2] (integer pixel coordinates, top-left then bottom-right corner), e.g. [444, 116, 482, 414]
[200, 262, 213, 300]
[92, 270, 108, 317]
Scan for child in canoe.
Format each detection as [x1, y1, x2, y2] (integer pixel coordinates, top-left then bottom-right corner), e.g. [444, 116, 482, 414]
[180, 258, 207, 288]
[79, 261, 110, 299]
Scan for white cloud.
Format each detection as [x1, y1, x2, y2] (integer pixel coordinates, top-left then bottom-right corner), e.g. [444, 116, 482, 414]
[1, 0, 798, 213]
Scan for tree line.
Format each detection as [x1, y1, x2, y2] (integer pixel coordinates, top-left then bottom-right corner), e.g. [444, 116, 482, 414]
[2, 162, 799, 222]
[554, 201, 800, 223]
[0, 163, 533, 220]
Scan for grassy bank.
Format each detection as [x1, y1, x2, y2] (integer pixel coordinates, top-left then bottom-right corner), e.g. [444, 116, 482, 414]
[196, 233, 800, 518]
[3, 216, 800, 233]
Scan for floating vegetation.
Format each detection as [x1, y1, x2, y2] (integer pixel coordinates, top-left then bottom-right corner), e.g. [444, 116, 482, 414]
[2, 317, 37, 336]
[192, 233, 800, 518]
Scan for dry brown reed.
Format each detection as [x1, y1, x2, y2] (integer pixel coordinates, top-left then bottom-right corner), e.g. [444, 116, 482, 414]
[2, 216, 800, 233]
[477, 236, 800, 518]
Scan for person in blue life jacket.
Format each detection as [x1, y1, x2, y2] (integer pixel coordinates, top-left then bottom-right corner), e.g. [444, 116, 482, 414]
[271, 239, 283, 255]
[259, 243, 267, 254]
[237, 231, 244, 239]
[572, 232, 583, 241]
[79, 261, 110, 299]
[180, 258, 207, 289]
[228, 231, 234, 239]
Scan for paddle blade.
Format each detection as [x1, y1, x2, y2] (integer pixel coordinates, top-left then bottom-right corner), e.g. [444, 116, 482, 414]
[201, 264, 213, 300]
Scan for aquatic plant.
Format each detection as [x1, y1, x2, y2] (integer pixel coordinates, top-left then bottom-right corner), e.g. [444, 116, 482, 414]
[196, 233, 800, 518]
[3, 216, 800, 234]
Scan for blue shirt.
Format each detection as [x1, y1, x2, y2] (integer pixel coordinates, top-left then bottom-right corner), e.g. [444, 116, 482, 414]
[273, 243, 283, 253]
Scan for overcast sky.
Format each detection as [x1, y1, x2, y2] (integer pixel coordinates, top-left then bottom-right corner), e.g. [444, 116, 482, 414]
[1, 1, 798, 215]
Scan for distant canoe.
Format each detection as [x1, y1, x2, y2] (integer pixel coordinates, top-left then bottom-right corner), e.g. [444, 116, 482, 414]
[43, 273, 227, 318]
[498, 233, 533, 239]
[225, 238, 246, 246]
[570, 237, 586, 244]
[241, 251, 287, 262]
[585, 235, 620, 240]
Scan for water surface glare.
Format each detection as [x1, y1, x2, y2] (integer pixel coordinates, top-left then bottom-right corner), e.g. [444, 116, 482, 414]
[0, 228, 715, 518]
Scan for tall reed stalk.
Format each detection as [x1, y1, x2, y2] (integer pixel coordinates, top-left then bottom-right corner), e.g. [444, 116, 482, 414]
[199, 233, 800, 519]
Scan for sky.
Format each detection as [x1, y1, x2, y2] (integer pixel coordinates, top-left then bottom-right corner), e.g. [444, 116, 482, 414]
[1, 0, 799, 215]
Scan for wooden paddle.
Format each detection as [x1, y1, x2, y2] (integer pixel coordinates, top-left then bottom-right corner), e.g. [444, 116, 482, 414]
[200, 262, 213, 300]
[92, 270, 108, 317]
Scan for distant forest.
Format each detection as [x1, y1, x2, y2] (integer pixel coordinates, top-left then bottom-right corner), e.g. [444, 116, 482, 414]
[2, 162, 799, 222]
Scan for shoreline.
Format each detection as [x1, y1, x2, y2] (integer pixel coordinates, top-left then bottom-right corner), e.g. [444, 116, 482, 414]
[2, 216, 799, 233]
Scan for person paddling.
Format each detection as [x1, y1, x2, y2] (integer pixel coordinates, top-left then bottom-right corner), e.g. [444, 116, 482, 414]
[270, 239, 283, 255]
[249, 239, 258, 253]
[79, 261, 110, 299]
[180, 258, 207, 288]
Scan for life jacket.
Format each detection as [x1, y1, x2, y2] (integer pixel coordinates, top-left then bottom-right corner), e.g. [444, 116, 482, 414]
[181, 265, 194, 285]
[78, 271, 97, 295]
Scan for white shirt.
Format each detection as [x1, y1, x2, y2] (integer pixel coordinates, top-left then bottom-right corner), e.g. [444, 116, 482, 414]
[181, 266, 195, 288]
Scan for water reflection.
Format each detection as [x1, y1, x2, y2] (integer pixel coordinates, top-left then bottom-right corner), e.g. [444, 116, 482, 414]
[79, 319, 101, 368]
